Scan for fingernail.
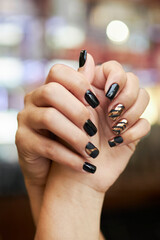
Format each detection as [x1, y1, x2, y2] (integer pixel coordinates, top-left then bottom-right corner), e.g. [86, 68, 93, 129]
[112, 119, 128, 135]
[79, 50, 87, 68]
[108, 104, 125, 121]
[85, 142, 99, 158]
[106, 83, 119, 100]
[83, 119, 97, 137]
[83, 162, 96, 174]
[85, 90, 100, 108]
[108, 136, 123, 148]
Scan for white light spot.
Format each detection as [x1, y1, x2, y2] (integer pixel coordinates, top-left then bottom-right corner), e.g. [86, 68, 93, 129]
[106, 20, 129, 44]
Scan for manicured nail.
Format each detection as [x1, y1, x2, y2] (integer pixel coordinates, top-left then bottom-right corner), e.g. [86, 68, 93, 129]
[106, 83, 119, 100]
[83, 119, 97, 137]
[108, 136, 123, 148]
[85, 90, 100, 108]
[83, 162, 96, 174]
[108, 104, 125, 121]
[85, 142, 99, 158]
[79, 50, 87, 68]
[112, 119, 128, 135]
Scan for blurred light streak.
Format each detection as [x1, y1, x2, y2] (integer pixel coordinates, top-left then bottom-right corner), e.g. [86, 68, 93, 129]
[0, 22, 23, 46]
[0, 88, 8, 110]
[0, 57, 23, 88]
[0, 111, 18, 144]
[141, 88, 158, 125]
[45, 17, 85, 49]
[106, 20, 129, 44]
[23, 60, 45, 84]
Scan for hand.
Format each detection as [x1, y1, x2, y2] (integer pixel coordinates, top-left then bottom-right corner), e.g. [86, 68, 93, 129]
[15, 52, 150, 225]
[45, 53, 150, 193]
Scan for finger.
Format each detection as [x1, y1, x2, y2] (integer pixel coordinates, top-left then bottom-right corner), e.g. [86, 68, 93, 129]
[108, 118, 151, 148]
[46, 64, 100, 109]
[108, 72, 140, 121]
[78, 50, 96, 84]
[94, 61, 127, 100]
[30, 82, 97, 137]
[111, 88, 150, 135]
[17, 127, 95, 173]
[26, 107, 100, 159]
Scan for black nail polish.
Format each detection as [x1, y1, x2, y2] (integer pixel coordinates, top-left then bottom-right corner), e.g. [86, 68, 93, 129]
[83, 162, 96, 174]
[106, 83, 119, 100]
[85, 142, 99, 158]
[85, 90, 100, 108]
[79, 50, 87, 68]
[108, 136, 123, 148]
[83, 119, 97, 137]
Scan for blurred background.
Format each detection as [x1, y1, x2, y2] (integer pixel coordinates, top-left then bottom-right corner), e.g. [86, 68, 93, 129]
[0, 0, 160, 239]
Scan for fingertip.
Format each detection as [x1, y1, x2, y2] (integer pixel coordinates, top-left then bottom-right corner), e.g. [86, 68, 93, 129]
[78, 50, 95, 84]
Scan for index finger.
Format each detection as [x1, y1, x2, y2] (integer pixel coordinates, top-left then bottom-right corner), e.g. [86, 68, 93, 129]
[46, 64, 100, 109]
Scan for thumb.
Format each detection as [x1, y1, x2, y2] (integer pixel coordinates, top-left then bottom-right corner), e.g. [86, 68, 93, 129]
[78, 50, 95, 84]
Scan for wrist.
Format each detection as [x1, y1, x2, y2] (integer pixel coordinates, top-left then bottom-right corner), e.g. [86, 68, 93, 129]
[36, 163, 105, 240]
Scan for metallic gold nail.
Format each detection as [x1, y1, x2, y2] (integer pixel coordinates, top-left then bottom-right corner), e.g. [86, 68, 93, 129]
[112, 119, 128, 135]
[108, 136, 123, 148]
[108, 104, 125, 121]
[85, 142, 99, 159]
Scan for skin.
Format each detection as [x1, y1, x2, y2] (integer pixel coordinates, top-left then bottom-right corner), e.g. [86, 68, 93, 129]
[15, 53, 150, 239]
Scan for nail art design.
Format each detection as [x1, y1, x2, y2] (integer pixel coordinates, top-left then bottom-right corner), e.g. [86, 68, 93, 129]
[83, 119, 97, 137]
[79, 50, 87, 68]
[108, 136, 123, 148]
[83, 162, 96, 174]
[112, 119, 128, 135]
[106, 83, 119, 100]
[108, 104, 125, 121]
[85, 142, 99, 159]
[85, 90, 100, 108]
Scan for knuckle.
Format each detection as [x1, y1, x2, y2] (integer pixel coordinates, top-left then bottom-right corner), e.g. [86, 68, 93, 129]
[24, 92, 32, 105]
[109, 60, 122, 68]
[40, 84, 52, 101]
[45, 142, 56, 159]
[17, 110, 25, 124]
[49, 64, 63, 79]
[76, 75, 87, 89]
[15, 128, 23, 147]
[41, 108, 53, 127]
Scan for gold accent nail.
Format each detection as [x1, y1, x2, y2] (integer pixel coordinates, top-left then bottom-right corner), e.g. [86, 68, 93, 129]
[112, 119, 128, 135]
[108, 104, 125, 121]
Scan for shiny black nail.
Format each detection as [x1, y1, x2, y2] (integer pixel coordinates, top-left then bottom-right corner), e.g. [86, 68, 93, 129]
[106, 83, 119, 100]
[83, 162, 96, 174]
[83, 119, 97, 137]
[85, 90, 100, 108]
[108, 136, 123, 148]
[79, 50, 87, 68]
[85, 142, 99, 158]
